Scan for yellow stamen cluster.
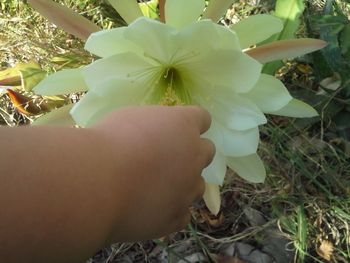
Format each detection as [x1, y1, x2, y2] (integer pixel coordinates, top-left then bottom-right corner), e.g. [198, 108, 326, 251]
[159, 86, 183, 106]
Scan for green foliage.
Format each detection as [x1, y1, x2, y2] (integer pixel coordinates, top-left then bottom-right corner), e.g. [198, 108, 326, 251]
[263, 0, 305, 75]
[0, 0, 18, 12]
[305, 0, 350, 140]
[139, 0, 159, 19]
[0, 62, 46, 92]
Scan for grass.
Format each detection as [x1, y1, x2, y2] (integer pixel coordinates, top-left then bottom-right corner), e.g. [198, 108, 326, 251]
[1, 0, 350, 262]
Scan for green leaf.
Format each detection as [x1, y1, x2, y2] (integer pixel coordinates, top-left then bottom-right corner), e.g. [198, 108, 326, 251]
[139, 0, 159, 19]
[296, 205, 307, 262]
[20, 67, 47, 92]
[0, 62, 46, 92]
[274, 0, 305, 40]
[262, 0, 306, 75]
[32, 104, 75, 126]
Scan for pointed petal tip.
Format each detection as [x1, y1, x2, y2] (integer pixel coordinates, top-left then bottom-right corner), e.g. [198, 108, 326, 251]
[268, 99, 319, 118]
[203, 183, 221, 215]
[28, 0, 101, 40]
[107, 0, 144, 24]
[246, 38, 328, 64]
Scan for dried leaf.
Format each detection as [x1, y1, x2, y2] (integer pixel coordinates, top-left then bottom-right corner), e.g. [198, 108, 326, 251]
[6, 89, 48, 115]
[198, 209, 225, 228]
[316, 240, 334, 261]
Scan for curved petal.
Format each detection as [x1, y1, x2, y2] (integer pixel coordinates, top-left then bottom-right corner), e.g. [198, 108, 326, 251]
[203, 183, 221, 215]
[202, 0, 233, 22]
[243, 74, 292, 112]
[34, 68, 87, 95]
[85, 27, 141, 58]
[230, 14, 283, 49]
[32, 104, 75, 126]
[70, 91, 110, 127]
[175, 20, 224, 55]
[28, 0, 101, 41]
[124, 17, 177, 63]
[165, 0, 205, 28]
[204, 120, 259, 157]
[182, 50, 261, 93]
[175, 20, 240, 53]
[107, 0, 143, 24]
[267, 98, 318, 118]
[83, 52, 159, 92]
[202, 150, 227, 185]
[194, 90, 266, 131]
[227, 154, 266, 183]
[245, 38, 327, 64]
[221, 125, 260, 157]
[71, 79, 148, 127]
[214, 23, 241, 51]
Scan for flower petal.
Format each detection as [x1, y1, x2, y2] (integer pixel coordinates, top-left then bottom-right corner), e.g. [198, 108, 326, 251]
[203, 120, 259, 157]
[85, 27, 141, 58]
[124, 17, 178, 63]
[267, 98, 318, 118]
[214, 23, 241, 50]
[245, 38, 327, 64]
[34, 68, 87, 95]
[175, 20, 222, 53]
[183, 50, 261, 93]
[202, 151, 227, 185]
[194, 90, 266, 131]
[71, 79, 148, 127]
[165, 0, 205, 28]
[83, 52, 158, 92]
[203, 183, 221, 215]
[32, 104, 75, 126]
[221, 125, 260, 157]
[107, 0, 143, 24]
[230, 14, 283, 49]
[243, 74, 292, 112]
[227, 154, 266, 183]
[202, 0, 233, 22]
[28, 0, 101, 40]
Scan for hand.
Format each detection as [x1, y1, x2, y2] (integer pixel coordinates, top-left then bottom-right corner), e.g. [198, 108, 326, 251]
[92, 106, 215, 242]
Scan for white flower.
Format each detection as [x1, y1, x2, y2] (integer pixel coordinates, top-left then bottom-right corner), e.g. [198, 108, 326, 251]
[33, 0, 325, 214]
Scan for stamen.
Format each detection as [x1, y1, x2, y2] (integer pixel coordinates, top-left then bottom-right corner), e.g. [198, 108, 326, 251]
[127, 66, 159, 82]
[172, 50, 200, 66]
[159, 86, 183, 106]
[143, 52, 166, 65]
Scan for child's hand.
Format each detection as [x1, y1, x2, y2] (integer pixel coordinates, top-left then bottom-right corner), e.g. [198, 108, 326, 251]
[93, 106, 215, 242]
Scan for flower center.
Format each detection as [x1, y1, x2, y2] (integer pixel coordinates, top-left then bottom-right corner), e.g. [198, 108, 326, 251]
[159, 67, 191, 106]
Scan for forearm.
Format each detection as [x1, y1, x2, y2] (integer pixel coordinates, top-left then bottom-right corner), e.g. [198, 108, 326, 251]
[0, 126, 120, 263]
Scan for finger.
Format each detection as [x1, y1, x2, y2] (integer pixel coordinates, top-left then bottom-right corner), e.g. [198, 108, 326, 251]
[193, 176, 206, 203]
[177, 106, 212, 134]
[173, 210, 191, 233]
[199, 138, 216, 168]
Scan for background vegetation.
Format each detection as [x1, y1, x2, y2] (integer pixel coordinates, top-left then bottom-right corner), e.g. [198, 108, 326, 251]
[0, 0, 349, 262]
